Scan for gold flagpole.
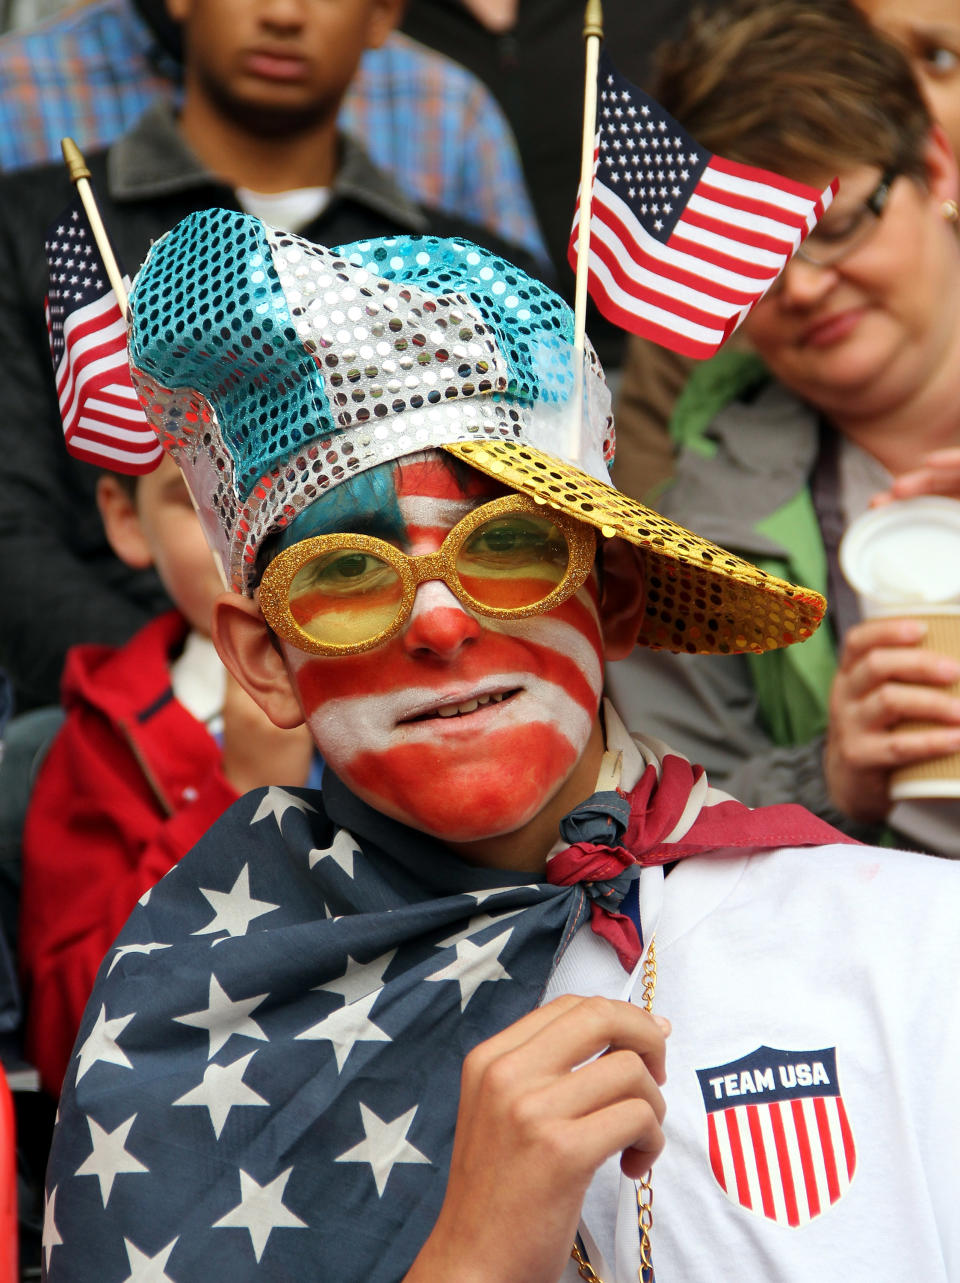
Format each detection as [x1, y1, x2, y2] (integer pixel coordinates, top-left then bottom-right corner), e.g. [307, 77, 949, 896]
[60, 137, 128, 315]
[573, 0, 603, 356]
[59, 139, 228, 584]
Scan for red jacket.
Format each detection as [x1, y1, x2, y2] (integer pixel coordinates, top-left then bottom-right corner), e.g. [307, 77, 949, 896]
[19, 611, 238, 1096]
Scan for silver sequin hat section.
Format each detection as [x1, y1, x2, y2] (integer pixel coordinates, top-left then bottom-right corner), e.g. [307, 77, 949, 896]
[127, 208, 613, 595]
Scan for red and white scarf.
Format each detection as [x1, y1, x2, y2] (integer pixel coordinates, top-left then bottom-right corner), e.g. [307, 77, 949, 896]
[547, 703, 856, 969]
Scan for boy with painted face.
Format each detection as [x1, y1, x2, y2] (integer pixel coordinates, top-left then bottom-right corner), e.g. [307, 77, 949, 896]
[43, 211, 960, 1282]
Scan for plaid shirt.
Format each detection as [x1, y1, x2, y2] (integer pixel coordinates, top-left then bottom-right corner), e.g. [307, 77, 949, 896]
[0, 0, 547, 263]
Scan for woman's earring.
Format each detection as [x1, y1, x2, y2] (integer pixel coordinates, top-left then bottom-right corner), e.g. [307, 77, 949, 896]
[942, 198, 960, 223]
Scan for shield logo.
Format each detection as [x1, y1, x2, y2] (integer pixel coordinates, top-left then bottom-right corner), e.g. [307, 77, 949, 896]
[695, 1046, 856, 1226]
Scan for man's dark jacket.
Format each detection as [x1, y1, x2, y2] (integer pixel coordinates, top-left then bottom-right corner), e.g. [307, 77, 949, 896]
[0, 103, 540, 711]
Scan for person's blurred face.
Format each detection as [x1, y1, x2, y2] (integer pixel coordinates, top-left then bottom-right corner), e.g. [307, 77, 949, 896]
[742, 147, 960, 423]
[166, 0, 400, 135]
[855, 0, 960, 158]
[127, 455, 226, 637]
[271, 453, 608, 843]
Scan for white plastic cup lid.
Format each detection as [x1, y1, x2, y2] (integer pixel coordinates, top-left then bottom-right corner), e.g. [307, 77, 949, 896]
[839, 497, 960, 609]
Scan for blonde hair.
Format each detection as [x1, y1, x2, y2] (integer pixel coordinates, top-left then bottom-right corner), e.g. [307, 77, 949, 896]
[654, 0, 932, 184]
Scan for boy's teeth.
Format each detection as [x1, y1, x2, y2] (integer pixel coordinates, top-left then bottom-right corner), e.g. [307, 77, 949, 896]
[434, 692, 506, 718]
[437, 699, 478, 718]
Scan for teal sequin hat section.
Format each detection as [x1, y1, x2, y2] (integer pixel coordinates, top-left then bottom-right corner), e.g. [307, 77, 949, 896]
[127, 208, 614, 593]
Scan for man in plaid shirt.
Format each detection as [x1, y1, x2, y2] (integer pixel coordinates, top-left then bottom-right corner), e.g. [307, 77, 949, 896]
[0, 0, 546, 264]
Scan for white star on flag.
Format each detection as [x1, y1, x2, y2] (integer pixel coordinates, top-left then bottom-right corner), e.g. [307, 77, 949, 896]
[315, 950, 397, 1003]
[42, 1185, 63, 1272]
[119, 1236, 180, 1283]
[173, 973, 269, 1060]
[250, 786, 316, 830]
[308, 829, 360, 878]
[108, 940, 172, 975]
[75, 1004, 135, 1082]
[295, 988, 392, 1071]
[426, 930, 515, 1012]
[74, 1114, 149, 1206]
[192, 864, 280, 939]
[335, 1103, 430, 1197]
[468, 884, 540, 906]
[436, 911, 523, 949]
[212, 1167, 307, 1262]
[172, 1051, 269, 1138]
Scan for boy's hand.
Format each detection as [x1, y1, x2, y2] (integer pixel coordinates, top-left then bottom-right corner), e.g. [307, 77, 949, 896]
[221, 673, 314, 794]
[825, 616, 960, 821]
[407, 993, 669, 1283]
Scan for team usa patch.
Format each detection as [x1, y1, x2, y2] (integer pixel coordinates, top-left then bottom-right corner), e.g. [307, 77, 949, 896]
[696, 1046, 856, 1227]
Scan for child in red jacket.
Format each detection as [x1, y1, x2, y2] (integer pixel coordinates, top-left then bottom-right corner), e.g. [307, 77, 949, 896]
[19, 455, 315, 1097]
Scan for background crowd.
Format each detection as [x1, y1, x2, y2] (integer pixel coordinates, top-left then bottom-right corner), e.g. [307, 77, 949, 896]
[1, 0, 959, 1277]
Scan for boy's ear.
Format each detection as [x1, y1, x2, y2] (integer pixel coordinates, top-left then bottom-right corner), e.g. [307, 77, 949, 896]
[96, 475, 153, 570]
[212, 593, 306, 731]
[598, 537, 647, 661]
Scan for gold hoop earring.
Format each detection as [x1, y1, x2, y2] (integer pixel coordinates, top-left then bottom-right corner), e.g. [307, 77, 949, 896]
[942, 198, 959, 223]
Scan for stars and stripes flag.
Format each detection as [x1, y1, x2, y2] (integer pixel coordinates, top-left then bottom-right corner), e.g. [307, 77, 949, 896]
[45, 198, 162, 474]
[568, 50, 837, 358]
[41, 781, 572, 1282]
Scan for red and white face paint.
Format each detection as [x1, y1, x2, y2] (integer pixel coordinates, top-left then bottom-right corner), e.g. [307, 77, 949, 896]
[278, 452, 606, 842]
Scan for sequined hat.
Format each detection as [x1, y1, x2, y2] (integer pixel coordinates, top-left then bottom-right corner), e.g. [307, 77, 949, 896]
[127, 208, 824, 655]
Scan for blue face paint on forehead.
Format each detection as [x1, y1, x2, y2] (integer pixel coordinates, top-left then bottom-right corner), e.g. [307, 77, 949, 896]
[271, 451, 507, 567]
[276, 458, 406, 552]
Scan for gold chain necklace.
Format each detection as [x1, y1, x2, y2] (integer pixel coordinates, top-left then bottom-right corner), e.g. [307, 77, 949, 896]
[569, 937, 657, 1283]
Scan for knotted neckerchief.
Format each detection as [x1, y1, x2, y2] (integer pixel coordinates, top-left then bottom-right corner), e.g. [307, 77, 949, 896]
[547, 724, 856, 971]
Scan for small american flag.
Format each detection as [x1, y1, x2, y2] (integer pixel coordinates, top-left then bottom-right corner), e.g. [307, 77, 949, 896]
[568, 50, 837, 358]
[45, 198, 162, 474]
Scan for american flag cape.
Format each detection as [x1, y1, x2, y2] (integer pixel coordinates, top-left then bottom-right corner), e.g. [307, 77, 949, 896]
[45, 197, 162, 475]
[42, 774, 581, 1283]
[42, 745, 850, 1282]
[568, 50, 837, 358]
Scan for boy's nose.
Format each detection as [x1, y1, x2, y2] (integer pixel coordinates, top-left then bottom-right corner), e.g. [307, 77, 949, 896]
[402, 580, 481, 660]
[260, 0, 307, 31]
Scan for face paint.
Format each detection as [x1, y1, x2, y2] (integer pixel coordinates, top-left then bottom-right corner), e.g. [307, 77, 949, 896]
[277, 452, 606, 843]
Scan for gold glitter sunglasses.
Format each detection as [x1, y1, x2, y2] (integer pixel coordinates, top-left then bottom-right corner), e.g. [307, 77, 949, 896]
[257, 493, 597, 656]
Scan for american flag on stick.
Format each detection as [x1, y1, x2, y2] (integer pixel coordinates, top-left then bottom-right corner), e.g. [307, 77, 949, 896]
[568, 49, 837, 358]
[45, 194, 162, 474]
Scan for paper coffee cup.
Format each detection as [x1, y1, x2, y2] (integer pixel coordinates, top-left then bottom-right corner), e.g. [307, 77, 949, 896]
[840, 498, 960, 801]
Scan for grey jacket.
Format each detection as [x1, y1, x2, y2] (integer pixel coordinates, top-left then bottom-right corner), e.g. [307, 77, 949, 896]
[605, 380, 884, 842]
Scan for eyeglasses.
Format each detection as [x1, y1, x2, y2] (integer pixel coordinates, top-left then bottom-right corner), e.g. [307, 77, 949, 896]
[793, 170, 897, 268]
[257, 493, 597, 656]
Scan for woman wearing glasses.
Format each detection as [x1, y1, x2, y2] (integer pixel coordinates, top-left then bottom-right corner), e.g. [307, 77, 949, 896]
[607, 0, 960, 855]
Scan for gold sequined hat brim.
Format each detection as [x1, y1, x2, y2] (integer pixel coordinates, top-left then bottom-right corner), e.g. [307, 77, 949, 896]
[442, 438, 825, 656]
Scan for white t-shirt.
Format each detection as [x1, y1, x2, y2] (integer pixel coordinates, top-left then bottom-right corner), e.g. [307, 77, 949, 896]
[236, 185, 331, 234]
[551, 713, 960, 1281]
[169, 629, 225, 738]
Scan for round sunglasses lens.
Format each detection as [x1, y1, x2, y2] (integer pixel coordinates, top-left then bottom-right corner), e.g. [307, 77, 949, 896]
[456, 513, 570, 609]
[288, 549, 403, 646]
